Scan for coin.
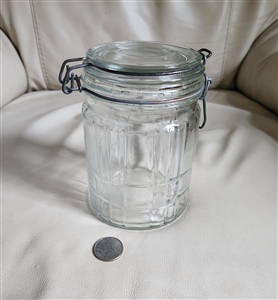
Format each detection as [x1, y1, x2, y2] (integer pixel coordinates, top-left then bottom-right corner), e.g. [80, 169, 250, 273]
[93, 237, 123, 262]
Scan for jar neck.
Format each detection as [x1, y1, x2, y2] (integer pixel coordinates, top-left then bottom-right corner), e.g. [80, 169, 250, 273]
[82, 64, 205, 105]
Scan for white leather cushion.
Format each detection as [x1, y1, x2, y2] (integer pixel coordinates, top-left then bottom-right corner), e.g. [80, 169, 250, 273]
[1, 30, 27, 107]
[1, 1, 277, 91]
[236, 20, 278, 115]
[2, 91, 277, 299]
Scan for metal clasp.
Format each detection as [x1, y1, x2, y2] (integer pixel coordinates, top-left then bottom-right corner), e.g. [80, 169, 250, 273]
[198, 48, 212, 66]
[199, 74, 212, 129]
[58, 57, 92, 94]
[198, 48, 212, 129]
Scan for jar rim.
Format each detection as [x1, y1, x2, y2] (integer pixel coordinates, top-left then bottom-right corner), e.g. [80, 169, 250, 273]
[85, 41, 203, 75]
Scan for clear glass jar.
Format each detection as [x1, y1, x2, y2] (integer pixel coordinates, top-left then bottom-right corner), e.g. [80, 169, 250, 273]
[59, 41, 212, 229]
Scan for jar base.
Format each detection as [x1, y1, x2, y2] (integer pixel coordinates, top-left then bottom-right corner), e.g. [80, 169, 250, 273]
[88, 191, 188, 230]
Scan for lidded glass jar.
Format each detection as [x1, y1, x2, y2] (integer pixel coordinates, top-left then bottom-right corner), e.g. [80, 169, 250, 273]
[59, 41, 212, 229]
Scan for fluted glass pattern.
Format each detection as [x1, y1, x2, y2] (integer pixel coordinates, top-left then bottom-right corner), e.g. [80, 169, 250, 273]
[83, 96, 200, 229]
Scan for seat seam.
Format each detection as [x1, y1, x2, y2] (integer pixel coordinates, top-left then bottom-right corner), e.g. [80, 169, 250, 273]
[220, 0, 233, 84]
[29, 0, 49, 89]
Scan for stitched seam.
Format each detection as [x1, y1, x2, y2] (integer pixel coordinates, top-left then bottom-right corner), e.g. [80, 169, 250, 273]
[220, 0, 233, 84]
[30, 0, 49, 89]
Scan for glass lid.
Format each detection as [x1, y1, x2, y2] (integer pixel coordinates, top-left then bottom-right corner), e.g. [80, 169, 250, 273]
[86, 41, 203, 74]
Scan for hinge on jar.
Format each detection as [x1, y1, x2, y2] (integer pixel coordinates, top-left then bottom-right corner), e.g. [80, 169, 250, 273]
[198, 48, 212, 66]
[58, 57, 92, 94]
[199, 74, 212, 129]
[198, 48, 212, 129]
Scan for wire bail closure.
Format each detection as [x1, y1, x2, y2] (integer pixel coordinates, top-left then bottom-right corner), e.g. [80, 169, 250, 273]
[58, 57, 89, 94]
[58, 48, 212, 129]
[199, 73, 212, 129]
[197, 48, 212, 129]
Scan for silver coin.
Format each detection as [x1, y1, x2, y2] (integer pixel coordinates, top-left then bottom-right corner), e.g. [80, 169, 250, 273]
[93, 237, 123, 262]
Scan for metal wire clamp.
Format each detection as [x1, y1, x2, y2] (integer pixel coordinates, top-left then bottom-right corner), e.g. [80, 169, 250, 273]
[199, 73, 212, 129]
[198, 49, 213, 129]
[58, 57, 91, 94]
[59, 49, 212, 129]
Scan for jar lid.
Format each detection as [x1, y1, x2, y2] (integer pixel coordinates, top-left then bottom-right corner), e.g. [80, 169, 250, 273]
[86, 41, 202, 74]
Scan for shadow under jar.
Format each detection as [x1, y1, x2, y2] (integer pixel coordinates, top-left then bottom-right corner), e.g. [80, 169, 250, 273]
[59, 41, 212, 229]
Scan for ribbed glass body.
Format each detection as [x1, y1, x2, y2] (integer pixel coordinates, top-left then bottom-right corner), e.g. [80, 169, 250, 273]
[81, 41, 205, 229]
[83, 97, 200, 229]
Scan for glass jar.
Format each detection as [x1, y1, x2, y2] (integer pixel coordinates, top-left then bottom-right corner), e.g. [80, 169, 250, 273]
[59, 41, 212, 229]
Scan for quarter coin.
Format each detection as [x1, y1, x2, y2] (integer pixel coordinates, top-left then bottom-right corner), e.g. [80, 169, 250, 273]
[93, 237, 123, 262]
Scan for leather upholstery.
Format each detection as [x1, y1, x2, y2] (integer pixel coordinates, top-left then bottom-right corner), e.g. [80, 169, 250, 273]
[236, 20, 278, 114]
[1, 1, 277, 299]
[1, 1, 277, 92]
[2, 90, 277, 299]
[1, 30, 27, 107]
